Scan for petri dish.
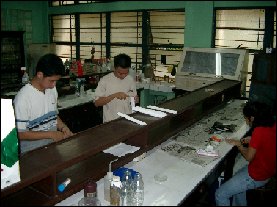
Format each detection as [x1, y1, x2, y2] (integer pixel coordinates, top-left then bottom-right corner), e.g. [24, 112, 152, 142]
[154, 174, 168, 183]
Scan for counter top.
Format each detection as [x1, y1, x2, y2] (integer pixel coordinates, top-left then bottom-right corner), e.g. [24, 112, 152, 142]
[56, 99, 247, 206]
[57, 90, 95, 110]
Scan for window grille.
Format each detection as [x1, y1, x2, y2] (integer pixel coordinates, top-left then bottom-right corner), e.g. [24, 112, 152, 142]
[215, 9, 276, 96]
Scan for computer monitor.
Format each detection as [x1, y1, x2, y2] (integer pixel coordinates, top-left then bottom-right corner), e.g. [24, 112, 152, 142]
[175, 47, 249, 94]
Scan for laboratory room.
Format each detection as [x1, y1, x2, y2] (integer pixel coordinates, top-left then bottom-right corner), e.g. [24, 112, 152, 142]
[1, 1, 276, 206]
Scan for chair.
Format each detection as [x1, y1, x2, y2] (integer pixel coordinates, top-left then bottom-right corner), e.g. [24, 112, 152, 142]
[247, 176, 276, 206]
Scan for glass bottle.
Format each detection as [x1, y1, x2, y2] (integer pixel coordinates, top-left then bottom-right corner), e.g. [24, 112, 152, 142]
[120, 169, 133, 206]
[131, 172, 144, 206]
[110, 176, 122, 206]
[84, 179, 97, 198]
[21, 67, 29, 85]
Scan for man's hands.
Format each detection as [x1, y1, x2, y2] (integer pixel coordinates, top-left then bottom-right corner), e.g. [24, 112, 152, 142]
[112, 92, 129, 100]
[225, 138, 241, 147]
[51, 126, 74, 142]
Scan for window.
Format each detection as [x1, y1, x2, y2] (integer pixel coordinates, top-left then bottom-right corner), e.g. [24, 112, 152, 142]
[80, 13, 106, 60]
[215, 9, 276, 96]
[52, 15, 76, 61]
[51, 9, 185, 75]
[110, 11, 142, 68]
[149, 10, 184, 70]
[50, 1, 115, 7]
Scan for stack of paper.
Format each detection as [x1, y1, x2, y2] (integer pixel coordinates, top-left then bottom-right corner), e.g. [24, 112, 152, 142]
[147, 105, 177, 114]
[103, 142, 140, 157]
[196, 149, 219, 157]
[117, 112, 147, 125]
[132, 106, 167, 118]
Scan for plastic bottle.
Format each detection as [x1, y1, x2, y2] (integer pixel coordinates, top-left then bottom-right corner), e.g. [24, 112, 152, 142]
[104, 171, 113, 202]
[120, 169, 133, 206]
[131, 172, 144, 206]
[110, 175, 122, 206]
[106, 58, 111, 71]
[129, 65, 136, 81]
[64, 59, 70, 75]
[104, 159, 118, 202]
[21, 67, 29, 85]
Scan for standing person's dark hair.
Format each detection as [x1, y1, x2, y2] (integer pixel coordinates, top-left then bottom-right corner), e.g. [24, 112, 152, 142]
[114, 53, 131, 69]
[36, 53, 65, 77]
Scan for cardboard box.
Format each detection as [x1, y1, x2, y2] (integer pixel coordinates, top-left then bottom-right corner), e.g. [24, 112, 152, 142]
[1, 99, 21, 189]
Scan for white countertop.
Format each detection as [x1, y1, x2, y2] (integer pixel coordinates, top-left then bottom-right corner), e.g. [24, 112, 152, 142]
[57, 90, 95, 110]
[136, 81, 175, 92]
[56, 99, 247, 206]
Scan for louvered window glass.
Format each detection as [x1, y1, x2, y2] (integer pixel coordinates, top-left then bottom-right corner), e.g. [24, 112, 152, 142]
[149, 10, 184, 77]
[110, 12, 142, 67]
[80, 13, 106, 60]
[215, 9, 276, 95]
[52, 15, 76, 61]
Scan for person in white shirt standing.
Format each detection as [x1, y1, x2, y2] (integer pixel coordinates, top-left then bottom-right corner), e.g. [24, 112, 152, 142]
[94, 53, 138, 123]
[14, 53, 74, 154]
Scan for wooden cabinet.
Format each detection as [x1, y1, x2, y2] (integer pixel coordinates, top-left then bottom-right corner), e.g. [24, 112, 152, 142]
[1, 31, 25, 91]
[58, 102, 103, 133]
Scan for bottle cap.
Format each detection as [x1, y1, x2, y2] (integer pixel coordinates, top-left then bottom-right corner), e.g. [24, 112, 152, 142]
[107, 172, 113, 178]
[58, 184, 65, 192]
[113, 176, 120, 182]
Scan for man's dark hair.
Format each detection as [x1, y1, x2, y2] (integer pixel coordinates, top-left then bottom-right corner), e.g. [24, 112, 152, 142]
[114, 53, 131, 69]
[36, 53, 65, 77]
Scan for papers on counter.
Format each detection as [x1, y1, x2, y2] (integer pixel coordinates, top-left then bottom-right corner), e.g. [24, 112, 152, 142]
[147, 105, 177, 114]
[132, 106, 167, 118]
[103, 142, 140, 157]
[117, 105, 176, 125]
[117, 112, 147, 125]
[196, 149, 219, 157]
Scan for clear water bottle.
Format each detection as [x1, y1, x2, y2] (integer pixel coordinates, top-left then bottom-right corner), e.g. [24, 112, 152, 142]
[131, 172, 144, 206]
[21, 67, 29, 85]
[120, 169, 133, 206]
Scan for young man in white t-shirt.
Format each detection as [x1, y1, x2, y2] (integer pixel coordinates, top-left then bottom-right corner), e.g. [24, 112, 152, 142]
[13, 53, 74, 154]
[94, 53, 138, 123]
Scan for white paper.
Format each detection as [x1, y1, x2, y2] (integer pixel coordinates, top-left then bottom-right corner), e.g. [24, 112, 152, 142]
[103, 142, 140, 157]
[117, 112, 147, 125]
[130, 97, 136, 113]
[196, 149, 219, 157]
[132, 106, 167, 118]
[147, 105, 177, 114]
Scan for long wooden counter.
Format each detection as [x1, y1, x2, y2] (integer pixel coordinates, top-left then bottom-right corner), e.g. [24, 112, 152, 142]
[1, 79, 241, 205]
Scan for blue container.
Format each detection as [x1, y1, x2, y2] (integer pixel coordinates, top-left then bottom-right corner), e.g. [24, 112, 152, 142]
[113, 167, 137, 180]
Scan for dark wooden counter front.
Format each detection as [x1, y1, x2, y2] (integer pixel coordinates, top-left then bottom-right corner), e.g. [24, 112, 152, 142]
[1, 79, 241, 205]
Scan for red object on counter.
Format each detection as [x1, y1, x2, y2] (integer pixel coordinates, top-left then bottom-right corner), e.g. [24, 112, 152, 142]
[77, 60, 83, 77]
[210, 135, 222, 142]
[84, 179, 97, 197]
